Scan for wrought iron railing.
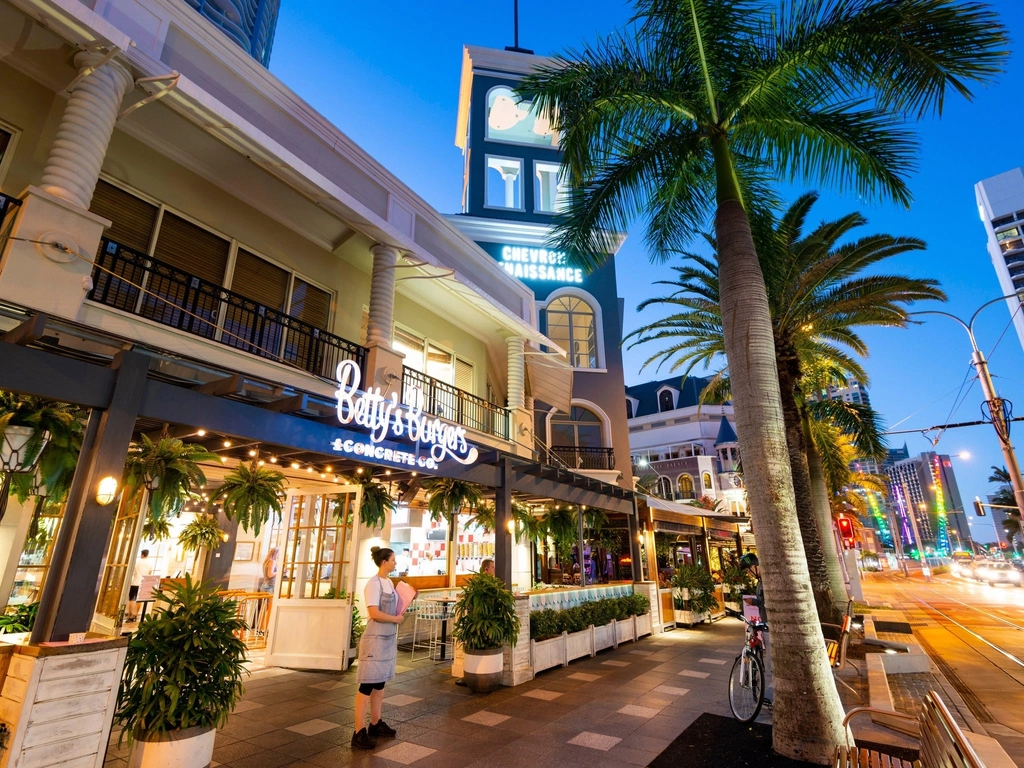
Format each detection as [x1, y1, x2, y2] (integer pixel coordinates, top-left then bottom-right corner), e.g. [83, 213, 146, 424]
[401, 366, 510, 441]
[551, 446, 616, 471]
[89, 238, 367, 380]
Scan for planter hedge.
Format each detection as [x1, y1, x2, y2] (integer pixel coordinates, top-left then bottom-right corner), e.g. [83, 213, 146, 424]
[529, 594, 650, 642]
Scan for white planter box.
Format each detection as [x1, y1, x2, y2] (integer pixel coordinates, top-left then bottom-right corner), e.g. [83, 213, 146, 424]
[593, 623, 615, 651]
[725, 601, 741, 613]
[636, 612, 652, 637]
[615, 618, 634, 645]
[675, 609, 711, 625]
[531, 634, 565, 673]
[566, 628, 593, 662]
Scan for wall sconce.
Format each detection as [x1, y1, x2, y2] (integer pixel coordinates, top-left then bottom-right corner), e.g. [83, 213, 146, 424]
[96, 476, 119, 506]
[507, 519, 516, 535]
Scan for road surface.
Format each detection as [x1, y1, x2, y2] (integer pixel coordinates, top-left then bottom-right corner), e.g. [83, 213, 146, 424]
[865, 569, 1024, 763]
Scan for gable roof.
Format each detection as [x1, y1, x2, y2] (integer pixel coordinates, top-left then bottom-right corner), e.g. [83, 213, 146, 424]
[625, 375, 716, 418]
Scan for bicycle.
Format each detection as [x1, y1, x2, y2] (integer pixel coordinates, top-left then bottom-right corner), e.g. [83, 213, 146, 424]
[725, 607, 770, 722]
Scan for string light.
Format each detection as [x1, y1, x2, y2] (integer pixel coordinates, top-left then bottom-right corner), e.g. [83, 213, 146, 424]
[258, 460, 265, 467]
[307, 466, 314, 474]
[356, 468, 364, 474]
[325, 466, 333, 473]
[220, 457, 227, 463]
[223, 440, 232, 448]
[248, 449, 257, 457]
[291, 462, 300, 469]
[270, 456, 278, 464]
[320, 472, 327, 479]
[385, 470, 391, 476]
[197, 429, 206, 437]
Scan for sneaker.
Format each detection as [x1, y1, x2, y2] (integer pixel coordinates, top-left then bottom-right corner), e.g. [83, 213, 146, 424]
[369, 719, 397, 738]
[351, 728, 377, 750]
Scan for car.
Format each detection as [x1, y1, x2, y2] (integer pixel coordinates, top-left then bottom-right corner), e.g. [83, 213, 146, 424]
[973, 561, 1022, 586]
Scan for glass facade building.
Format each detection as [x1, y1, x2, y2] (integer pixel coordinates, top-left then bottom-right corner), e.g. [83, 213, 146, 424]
[183, 0, 280, 67]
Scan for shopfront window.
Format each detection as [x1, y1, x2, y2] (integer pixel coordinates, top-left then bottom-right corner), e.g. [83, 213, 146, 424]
[9, 501, 66, 606]
[96, 492, 145, 619]
[279, 491, 356, 599]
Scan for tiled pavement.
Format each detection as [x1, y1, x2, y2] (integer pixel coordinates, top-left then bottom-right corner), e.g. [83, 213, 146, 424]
[104, 619, 763, 768]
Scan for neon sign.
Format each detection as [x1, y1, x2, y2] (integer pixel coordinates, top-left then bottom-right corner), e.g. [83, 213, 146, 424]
[332, 361, 479, 467]
[499, 245, 583, 284]
[931, 456, 952, 554]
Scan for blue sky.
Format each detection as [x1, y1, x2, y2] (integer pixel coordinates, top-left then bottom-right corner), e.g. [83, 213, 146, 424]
[269, 0, 1023, 544]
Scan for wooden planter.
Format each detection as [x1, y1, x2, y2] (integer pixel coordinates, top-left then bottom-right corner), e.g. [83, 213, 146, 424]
[636, 612, 652, 638]
[565, 628, 593, 662]
[531, 634, 565, 674]
[674, 609, 711, 625]
[593, 623, 616, 652]
[615, 617, 634, 645]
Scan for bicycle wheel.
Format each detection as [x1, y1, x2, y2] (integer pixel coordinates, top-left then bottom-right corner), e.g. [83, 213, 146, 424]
[728, 651, 765, 722]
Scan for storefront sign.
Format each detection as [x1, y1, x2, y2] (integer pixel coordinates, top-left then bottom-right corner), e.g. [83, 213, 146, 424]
[332, 361, 479, 467]
[499, 245, 583, 284]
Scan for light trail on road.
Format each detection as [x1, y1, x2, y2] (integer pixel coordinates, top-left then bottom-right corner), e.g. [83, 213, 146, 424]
[914, 582, 1024, 631]
[879, 574, 1024, 692]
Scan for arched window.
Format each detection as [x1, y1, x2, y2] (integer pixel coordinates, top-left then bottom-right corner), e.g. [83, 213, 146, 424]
[657, 476, 673, 499]
[658, 390, 674, 412]
[551, 405, 604, 448]
[702, 472, 713, 491]
[546, 295, 597, 369]
[677, 474, 695, 500]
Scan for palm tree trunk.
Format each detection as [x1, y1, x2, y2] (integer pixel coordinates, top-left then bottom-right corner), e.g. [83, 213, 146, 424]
[803, 411, 850, 606]
[776, 359, 842, 625]
[714, 176, 846, 759]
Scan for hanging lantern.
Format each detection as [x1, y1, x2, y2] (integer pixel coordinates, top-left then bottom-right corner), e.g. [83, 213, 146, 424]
[30, 465, 50, 500]
[0, 426, 49, 474]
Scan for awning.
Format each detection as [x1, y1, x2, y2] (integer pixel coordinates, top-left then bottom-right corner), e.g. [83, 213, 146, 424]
[642, 495, 744, 521]
[525, 349, 573, 414]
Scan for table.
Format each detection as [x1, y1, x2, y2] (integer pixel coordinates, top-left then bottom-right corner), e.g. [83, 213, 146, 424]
[424, 596, 457, 661]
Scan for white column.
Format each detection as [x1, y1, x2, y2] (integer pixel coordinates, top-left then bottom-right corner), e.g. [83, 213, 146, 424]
[507, 336, 526, 410]
[40, 52, 134, 210]
[367, 244, 400, 347]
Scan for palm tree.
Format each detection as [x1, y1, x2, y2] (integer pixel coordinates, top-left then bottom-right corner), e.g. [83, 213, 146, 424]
[987, 466, 1017, 509]
[628, 194, 940, 622]
[520, 1, 1005, 755]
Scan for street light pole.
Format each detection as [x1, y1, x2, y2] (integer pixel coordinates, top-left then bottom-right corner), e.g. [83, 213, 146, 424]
[912, 294, 1024, 518]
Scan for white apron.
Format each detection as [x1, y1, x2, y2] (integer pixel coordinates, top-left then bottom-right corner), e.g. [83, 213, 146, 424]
[356, 577, 398, 684]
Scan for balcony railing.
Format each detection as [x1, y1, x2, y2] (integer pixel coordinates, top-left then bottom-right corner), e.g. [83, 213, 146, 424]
[551, 446, 616, 471]
[89, 238, 367, 380]
[401, 366, 510, 441]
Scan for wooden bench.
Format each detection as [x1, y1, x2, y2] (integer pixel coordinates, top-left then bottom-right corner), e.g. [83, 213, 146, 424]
[838, 690, 987, 768]
[823, 602, 858, 697]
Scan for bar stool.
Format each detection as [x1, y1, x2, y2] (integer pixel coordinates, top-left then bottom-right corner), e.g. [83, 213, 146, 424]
[410, 601, 450, 662]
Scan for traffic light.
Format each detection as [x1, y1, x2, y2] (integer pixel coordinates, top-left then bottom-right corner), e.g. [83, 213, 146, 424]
[973, 497, 986, 517]
[837, 516, 855, 548]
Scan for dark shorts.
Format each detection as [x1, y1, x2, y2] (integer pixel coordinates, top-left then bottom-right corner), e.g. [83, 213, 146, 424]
[128, 585, 139, 601]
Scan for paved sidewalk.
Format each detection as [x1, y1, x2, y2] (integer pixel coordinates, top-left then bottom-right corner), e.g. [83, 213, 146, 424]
[105, 620, 758, 768]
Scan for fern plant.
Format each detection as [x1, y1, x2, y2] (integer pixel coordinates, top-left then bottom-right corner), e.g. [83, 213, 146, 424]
[178, 515, 225, 574]
[672, 564, 719, 617]
[423, 478, 482, 528]
[344, 468, 395, 528]
[213, 461, 286, 536]
[124, 436, 218, 522]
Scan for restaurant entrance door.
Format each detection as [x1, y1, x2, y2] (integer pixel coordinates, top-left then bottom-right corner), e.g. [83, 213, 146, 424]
[265, 486, 360, 670]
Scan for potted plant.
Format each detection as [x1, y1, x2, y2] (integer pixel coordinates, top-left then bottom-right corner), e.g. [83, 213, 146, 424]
[672, 564, 719, 625]
[213, 460, 286, 536]
[124, 436, 218, 525]
[0, 393, 83, 520]
[345, 467, 395, 528]
[115, 577, 247, 767]
[450, 573, 520, 692]
[0, 602, 38, 634]
[178, 515, 225, 576]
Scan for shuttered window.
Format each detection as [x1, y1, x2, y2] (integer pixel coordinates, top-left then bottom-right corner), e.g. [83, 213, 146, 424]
[290, 278, 331, 328]
[455, 359, 474, 392]
[153, 212, 230, 286]
[89, 180, 158, 253]
[232, 249, 289, 310]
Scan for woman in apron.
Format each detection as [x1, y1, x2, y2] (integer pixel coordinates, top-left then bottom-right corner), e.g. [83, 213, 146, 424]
[353, 546, 406, 750]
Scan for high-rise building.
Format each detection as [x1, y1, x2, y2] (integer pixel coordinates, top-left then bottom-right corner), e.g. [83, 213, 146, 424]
[886, 452, 970, 555]
[183, 0, 280, 67]
[975, 168, 1024, 354]
[825, 379, 879, 474]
